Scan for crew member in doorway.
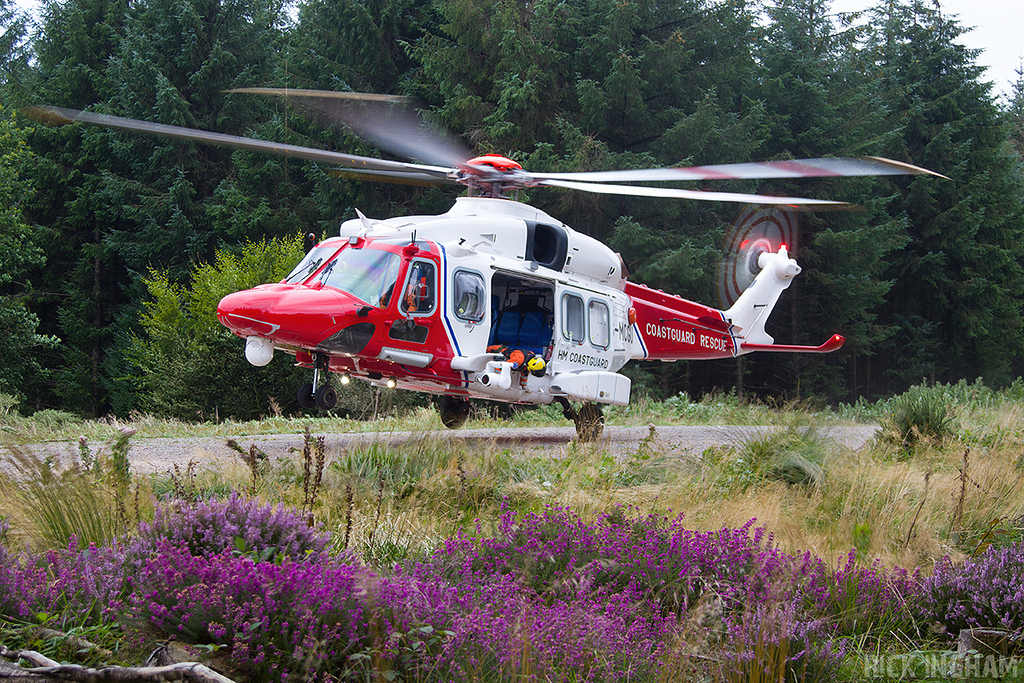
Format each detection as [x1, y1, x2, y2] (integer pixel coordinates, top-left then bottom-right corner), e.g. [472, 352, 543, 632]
[487, 344, 547, 377]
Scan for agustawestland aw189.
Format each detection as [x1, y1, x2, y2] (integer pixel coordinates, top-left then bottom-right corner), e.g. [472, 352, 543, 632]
[32, 93, 945, 440]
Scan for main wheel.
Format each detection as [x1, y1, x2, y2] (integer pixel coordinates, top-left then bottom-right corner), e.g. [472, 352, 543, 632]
[438, 395, 471, 429]
[315, 384, 338, 411]
[298, 383, 316, 410]
[575, 402, 604, 442]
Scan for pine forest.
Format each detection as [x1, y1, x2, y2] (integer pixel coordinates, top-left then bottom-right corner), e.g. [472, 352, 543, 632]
[2, 0, 1024, 420]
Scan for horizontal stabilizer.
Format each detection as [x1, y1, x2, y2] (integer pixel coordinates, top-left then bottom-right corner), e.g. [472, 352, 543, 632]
[740, 334, 845, 354]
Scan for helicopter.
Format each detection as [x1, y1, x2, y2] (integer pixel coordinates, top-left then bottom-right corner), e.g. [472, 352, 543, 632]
[32, 95, 944, 439]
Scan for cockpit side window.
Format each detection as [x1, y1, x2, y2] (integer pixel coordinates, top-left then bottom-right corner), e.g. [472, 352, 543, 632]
[401, 260, 436, 315]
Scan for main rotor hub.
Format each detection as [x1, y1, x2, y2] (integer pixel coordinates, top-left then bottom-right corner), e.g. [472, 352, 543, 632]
[453, 154, 534, 198]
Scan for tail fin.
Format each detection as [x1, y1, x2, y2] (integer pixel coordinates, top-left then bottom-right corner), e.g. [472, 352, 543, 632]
[724, 246, 800, 348]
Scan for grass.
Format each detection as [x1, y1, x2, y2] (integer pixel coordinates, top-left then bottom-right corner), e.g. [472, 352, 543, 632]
[4, 380, 1024, 680]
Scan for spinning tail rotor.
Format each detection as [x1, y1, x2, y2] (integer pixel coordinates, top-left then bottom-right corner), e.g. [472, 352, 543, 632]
[718, 205, 799, 308]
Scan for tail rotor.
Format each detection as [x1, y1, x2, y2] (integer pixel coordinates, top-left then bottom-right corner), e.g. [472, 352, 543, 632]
[718, 205, 799, 307]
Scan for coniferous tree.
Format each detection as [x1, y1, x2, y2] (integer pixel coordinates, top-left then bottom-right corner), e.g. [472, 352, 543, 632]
[20, 0, 130, 413]
[413, 0, 768, 398]
[866, 0, 1024, 389]
[0, 0, 30, 95]
[0, 107, 57, 404]
[1008, 64, 1024, 159]
[25, 0, 291, 415]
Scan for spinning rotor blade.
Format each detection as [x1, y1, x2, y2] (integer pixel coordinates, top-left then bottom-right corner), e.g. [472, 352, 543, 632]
[229, 87, 476, 172]
[533, 156, 948, 183]
[27, 106, 456, 182]
[539, 178, 851, 207]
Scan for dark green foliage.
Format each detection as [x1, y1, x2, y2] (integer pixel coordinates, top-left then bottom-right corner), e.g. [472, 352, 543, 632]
[0, 107, 57, 402]
[864, 1, 1024, 390]
[0, 0, 30, 92]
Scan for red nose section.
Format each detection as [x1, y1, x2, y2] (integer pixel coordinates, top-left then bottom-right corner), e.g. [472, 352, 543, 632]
[217, 284, 359, 347]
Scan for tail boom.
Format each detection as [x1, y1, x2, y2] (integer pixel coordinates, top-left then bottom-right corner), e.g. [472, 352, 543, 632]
[625, 281, 737, 361]
[625, 246, 844, 362]
[740, 334, 846, 354]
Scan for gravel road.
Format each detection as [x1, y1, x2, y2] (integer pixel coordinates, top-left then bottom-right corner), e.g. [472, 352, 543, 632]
[20, 424, 879, 475]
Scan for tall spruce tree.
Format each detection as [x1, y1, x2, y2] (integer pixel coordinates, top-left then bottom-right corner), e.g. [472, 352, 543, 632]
[413, 0, 768, 398]
[1008, 64, 1024, 159]
[866, 0, 1024, 389]
[25, 0, 291, 415]
[0, 106, 56, 404]
[21, 0, 130, 413]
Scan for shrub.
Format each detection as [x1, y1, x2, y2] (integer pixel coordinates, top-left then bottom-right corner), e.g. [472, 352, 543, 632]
[127, 544, 370, 681]
[130, 237, 309, 421]
[0, 538, 133, 624]
[135, 493, 329, 562]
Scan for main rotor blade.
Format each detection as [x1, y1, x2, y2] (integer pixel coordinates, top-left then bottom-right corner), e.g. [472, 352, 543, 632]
[27, 106, 456, 181]
[532, 156, 948, 183]
[228, 88, 475, 172]
[539, 178, 853, 207]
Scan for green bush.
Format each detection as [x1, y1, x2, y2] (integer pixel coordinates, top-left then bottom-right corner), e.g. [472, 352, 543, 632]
[130, 237, 310, 421]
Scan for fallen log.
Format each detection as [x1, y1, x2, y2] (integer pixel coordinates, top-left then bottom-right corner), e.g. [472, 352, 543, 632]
[0, 644, 238, 683]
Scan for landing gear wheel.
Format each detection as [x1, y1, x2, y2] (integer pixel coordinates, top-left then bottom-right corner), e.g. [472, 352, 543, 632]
[315, 384, 338, 411]
[575, 402, 604, 442]
[439, 395, 472, 430]
[298, 383, 316, 410]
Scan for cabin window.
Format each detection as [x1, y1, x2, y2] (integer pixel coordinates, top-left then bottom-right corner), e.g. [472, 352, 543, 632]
[561, 293, 584, 344]
[453, 270, 486, 322]
[589, 300, 610, 348]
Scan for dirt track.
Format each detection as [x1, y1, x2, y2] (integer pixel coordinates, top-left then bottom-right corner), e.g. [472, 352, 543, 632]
[21, 424, 879, 475]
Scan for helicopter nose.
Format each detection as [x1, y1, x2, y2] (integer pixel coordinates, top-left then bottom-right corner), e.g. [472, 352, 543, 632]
[217, 284, 356, 345]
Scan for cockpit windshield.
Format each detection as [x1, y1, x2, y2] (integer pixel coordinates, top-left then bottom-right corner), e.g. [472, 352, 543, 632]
[283, 245, 339, 284]
[316, 247, 403, 306]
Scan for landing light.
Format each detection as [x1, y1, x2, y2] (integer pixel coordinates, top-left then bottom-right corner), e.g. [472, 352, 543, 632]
[340, 374, 351, 385]
[387, 378, 397, 389]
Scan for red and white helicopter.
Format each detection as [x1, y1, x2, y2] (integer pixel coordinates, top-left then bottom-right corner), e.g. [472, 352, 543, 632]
[34, 95, 943, 439]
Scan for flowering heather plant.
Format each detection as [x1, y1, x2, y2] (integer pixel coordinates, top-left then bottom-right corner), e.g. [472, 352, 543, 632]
[0, 537, 132, 624]
[716, 604, 847, 683]
[127, 543, 370, 681]
[420, 506, 810, 617]
[135, 492, 329, 561]
[798, 549, 922, 637]
[922, 541, 1024, 635]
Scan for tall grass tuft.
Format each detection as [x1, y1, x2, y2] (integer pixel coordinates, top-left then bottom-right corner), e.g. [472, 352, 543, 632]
[0, 446, 124, 549]
[879, 383, 957, 450]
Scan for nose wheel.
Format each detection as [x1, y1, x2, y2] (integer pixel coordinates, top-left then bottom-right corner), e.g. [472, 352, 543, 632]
[298, 352, 337, 411]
